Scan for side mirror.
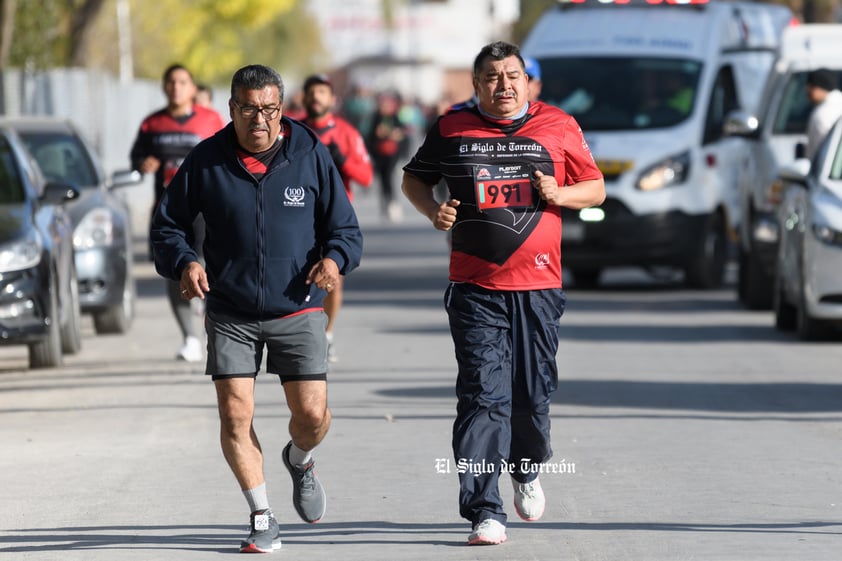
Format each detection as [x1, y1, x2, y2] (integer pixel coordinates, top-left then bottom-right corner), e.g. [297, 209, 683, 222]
[777, 158, 811, 187]
[794, 142, 806, 160]
[722, 109, 760, 138]
[110, 169, 142, 188]
[41, 182, 80, 205]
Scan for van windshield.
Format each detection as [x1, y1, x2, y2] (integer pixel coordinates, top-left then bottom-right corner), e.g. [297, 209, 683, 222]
[537, 57, 702, 131]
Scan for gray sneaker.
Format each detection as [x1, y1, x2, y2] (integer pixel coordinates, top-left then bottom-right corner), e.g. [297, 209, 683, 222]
[239, 509, 281, 553]
[282, 441, 326, 523]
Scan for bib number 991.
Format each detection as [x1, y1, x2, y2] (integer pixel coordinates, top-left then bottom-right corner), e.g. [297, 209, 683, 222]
[476, 179, 533, 211]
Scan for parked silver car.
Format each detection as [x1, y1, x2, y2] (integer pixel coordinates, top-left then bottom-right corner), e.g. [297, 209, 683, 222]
[4, 118, 141, 334]
[774, 117, 842, 340]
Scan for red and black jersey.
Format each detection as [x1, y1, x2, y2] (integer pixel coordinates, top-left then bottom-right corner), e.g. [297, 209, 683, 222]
[403, 101, 602, 291]
[130, 105, 226, 204]
[303, 114, 372, 201]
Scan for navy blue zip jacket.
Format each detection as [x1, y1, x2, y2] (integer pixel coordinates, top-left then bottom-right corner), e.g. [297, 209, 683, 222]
[151, 118, 363, 320]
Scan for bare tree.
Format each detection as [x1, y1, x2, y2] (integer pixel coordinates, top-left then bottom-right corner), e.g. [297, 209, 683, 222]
[68, 0, 106, 67]
[0, 0, 16, 69]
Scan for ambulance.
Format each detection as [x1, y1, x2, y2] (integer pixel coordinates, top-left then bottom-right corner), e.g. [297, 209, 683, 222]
[521, 0, 795, 288]
[726, 24, 842, 309]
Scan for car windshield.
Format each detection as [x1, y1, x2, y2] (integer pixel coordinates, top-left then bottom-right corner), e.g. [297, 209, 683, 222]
[0, 137, 26, 204]
[18, 130, 98, 189]
[773, 70, 842, 135]
[537, 57, 702, 131]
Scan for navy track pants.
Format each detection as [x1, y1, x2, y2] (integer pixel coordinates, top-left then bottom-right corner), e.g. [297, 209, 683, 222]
[445, 282, 565, 525]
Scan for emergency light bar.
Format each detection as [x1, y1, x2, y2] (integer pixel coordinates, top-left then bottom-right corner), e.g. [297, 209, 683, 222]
[558, 0, 710, 5]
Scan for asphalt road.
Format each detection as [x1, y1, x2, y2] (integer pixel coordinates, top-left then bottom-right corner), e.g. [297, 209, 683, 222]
[1, 190, 840, 560]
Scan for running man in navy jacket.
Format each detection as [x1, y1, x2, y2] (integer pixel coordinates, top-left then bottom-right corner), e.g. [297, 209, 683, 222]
[151, 64, 363, 554]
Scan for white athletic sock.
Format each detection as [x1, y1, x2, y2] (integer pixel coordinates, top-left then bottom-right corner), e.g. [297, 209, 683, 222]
[288, 442, 312, 466]
[243, 482, 270, 514]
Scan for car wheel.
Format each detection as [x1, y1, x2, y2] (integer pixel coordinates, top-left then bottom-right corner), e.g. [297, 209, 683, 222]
[93, 276, 135, 335]
[737, 246, 773, 310]
[685, 211, 728, 289]
[60, 264, 83, 354]
[773, 273, 796, 331]
[571, 268, 601, 289]
[28, 279, 63, 369]
[796, 280, 828, 341]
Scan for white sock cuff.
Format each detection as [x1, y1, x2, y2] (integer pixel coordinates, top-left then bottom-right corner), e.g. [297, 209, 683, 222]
[243, 482, 270, 513]
[288, 442, 313, 466]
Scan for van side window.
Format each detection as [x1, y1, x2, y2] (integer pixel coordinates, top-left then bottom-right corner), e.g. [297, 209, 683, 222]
[773, 70, 842, 135]
[703, 66, 739, 145]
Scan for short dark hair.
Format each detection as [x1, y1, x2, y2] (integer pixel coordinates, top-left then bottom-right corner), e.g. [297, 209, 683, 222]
[230, 65, 285, 102]
[303, 73, 333, 93]
[162, 64, 193, 84]
[473, 41, 525, 77]
[806, 68, 837, 92]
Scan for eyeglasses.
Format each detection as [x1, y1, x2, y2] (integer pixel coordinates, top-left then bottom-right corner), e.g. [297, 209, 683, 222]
[232, 100, 281, 120]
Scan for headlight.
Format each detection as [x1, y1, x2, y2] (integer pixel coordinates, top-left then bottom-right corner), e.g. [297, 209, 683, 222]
[636, 151, 690, 191]
[812, 223, 842, 246]
[0, 230, 43, 272]
[74, 207, 114, 249]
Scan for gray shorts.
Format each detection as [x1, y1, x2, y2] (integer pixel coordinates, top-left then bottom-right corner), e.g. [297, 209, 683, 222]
[205, 309, 328, 383]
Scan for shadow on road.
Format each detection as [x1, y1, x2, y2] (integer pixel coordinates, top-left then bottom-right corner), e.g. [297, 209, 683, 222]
[2, 518, 838, 555]
[375, 379, 842, 415]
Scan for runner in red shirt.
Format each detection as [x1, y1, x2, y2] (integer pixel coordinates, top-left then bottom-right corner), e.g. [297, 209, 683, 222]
[130, 64, 225, 362]
[302, 74, 373, 362]
[402, 41, 604, 546]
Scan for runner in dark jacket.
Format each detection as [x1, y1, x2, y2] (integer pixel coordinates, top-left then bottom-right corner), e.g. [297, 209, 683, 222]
[150, 64, 362, 554]
[151, 116, 362, 319]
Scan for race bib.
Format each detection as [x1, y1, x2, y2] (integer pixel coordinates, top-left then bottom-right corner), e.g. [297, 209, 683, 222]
[474, 163, 535, 212]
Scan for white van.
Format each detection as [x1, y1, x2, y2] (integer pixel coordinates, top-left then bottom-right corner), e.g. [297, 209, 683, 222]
[726, 24, 842, 309]
[521, 0, 794, 288]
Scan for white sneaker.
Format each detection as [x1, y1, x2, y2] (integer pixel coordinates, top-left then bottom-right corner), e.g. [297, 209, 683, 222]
[176, 336, 203, 362]
[386, 201, 403, 223]
[468, 519, 507, 545]
[512, 477, 545, 521]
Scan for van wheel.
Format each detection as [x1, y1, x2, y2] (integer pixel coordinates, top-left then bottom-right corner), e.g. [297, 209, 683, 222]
[737, 246, 773, 309]
[29, 279, 63, 369]
[685, 211, 728, 289]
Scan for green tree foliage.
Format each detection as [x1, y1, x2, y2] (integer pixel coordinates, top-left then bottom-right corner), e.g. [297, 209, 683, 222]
[129, 0, 301, 84]
[3, 0, 65, 69]
[1, 0, 323, 86]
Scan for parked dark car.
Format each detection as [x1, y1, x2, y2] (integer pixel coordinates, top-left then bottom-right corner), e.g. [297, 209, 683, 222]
[4, 118, 141, 334]
[0, 125, 82, 368]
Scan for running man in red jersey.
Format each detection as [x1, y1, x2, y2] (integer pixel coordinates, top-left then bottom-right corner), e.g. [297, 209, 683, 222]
[302, 74, 373, 363]
[402, 41, 605, 546]
[130, 64, 225, 362]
